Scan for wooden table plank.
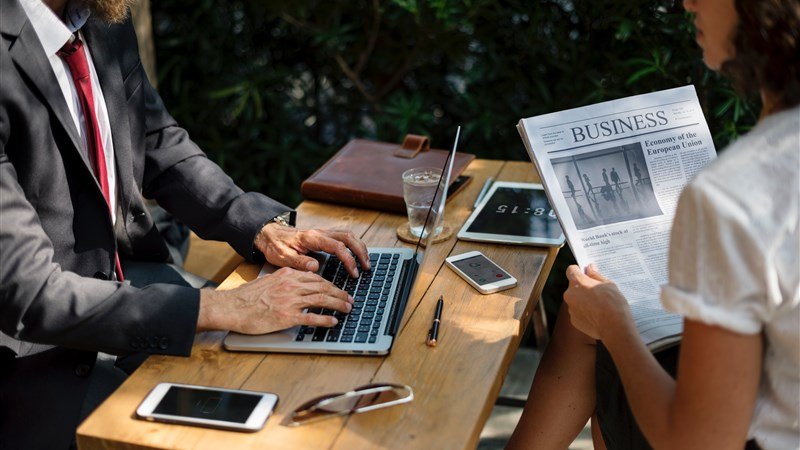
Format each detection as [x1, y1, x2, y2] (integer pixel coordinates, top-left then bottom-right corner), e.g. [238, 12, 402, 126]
[331, 160, 550, 449]
[76, 160, 559, 450]
[331, 244, 548, 449]
[492, 161, 560, 314]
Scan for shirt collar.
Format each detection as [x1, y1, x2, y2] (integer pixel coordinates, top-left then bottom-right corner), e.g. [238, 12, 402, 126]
[18, 0, 91, 56]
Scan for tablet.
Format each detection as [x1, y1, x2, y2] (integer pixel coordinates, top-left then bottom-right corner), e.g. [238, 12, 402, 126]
[457, 182, 565, 247]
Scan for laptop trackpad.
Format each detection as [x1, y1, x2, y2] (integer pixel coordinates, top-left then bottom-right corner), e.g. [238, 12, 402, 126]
[224, 326, 299, 350]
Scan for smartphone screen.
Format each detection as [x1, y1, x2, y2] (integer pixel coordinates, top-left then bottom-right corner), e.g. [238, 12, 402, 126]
[153, 386, 264, 424]
[446, 175, 471, 200]
[451, 255, 511, 285]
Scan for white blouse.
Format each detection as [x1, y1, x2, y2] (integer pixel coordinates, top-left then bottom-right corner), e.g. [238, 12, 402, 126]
[661, 105, 799, 450]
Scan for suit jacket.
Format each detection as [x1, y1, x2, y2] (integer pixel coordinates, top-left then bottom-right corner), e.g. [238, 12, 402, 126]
[0, 1, 292, 448]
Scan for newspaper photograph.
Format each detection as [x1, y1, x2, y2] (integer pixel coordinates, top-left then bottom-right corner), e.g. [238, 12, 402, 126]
[518, 85, 717, 350]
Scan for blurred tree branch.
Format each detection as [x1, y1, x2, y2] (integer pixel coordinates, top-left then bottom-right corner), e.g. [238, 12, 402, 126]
[283, 0, 419, 107]
[130, 0, 157, 88]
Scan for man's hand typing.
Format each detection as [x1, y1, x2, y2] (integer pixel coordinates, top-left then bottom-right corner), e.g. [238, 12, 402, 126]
[197, 267, 354, 334]
[254, 223, 370, 278]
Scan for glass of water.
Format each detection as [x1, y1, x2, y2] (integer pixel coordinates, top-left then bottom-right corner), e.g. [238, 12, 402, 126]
[402, 167, 443, 238]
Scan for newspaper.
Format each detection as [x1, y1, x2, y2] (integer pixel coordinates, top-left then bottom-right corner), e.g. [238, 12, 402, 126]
[518, 86, 717, 351]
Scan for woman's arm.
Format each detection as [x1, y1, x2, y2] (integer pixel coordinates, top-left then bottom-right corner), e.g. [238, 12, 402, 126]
[603, 317, 762, 450]
[564, 265, 763, 450]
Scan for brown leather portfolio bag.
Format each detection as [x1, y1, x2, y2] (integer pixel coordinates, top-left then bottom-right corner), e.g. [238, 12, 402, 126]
[301, 135, 475, 213]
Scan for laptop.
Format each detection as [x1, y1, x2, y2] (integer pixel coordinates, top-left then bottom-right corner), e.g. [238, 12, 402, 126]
[224, 127, 461, 355]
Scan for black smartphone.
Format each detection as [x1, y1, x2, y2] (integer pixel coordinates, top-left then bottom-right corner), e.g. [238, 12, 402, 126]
[136, 383, 279, 432]
[446, 175, 472, 200]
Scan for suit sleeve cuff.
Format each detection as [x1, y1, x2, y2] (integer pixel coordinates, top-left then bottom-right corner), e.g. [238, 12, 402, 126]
[127, 284, 200, 356]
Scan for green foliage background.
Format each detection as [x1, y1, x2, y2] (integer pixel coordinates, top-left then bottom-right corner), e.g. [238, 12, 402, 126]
[152, 0, 758, 209]
[151, 0, 759, 324]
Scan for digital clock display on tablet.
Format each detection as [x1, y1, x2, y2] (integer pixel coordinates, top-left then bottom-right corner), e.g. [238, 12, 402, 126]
[466, 187, 562, 239]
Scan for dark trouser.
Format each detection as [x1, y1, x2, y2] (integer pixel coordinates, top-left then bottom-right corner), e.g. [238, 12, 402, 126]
[121, 259, 215, 290]
[594, 343, 761, 450]
[595, 343, 680, 450]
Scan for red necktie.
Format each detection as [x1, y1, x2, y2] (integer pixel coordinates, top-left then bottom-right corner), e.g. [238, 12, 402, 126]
[58, 36, 124, 282]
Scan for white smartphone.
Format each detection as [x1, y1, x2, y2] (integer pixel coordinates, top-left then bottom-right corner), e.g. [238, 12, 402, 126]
[445, 250, 518, 294]
[135, 382, 278, 432]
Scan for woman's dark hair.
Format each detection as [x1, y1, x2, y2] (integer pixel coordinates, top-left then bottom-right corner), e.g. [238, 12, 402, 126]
[722, 0, 800, 111]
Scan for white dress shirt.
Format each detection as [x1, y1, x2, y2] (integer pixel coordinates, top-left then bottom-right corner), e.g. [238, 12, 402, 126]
[19, 0, 118, 224]
[662, 105, 800, 450]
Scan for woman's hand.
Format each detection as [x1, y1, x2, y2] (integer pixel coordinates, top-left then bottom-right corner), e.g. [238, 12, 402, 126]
[562, 264, 635, 341]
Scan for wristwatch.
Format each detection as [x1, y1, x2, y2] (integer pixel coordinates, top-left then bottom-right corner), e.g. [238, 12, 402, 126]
[270, 212, 293, 228]
[252, 211, 296, 262]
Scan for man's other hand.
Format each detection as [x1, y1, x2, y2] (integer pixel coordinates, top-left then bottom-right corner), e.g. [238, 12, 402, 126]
[197, 267, 355, 334]
[254, 223, 370, 278]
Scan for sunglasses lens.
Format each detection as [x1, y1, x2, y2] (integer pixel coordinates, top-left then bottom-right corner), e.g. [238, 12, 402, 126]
[352, 386, 409, 411]
[294, 393, 338, 413]
[290, 406, 340, 425]
[287, 385, 412, 426]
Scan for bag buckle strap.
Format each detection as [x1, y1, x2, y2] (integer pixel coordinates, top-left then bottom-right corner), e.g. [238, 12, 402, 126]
[393, 134, 430, 159]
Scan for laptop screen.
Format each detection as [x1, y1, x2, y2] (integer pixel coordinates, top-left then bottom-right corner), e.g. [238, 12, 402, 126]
[412, 126, 461, 258]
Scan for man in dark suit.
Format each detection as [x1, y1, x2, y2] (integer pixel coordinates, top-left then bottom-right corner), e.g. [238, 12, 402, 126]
[0, 0, 370, 448]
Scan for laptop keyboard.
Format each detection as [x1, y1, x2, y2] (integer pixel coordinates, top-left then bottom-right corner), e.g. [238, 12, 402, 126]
[296, 252, 400, 344]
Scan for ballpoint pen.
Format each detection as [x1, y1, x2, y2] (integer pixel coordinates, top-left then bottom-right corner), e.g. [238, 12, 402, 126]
[427, 295, 444, 347]
[473, 177, 494, 209]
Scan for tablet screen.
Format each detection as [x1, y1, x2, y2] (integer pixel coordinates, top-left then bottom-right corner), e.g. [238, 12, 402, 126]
[466, 186, 562, 239]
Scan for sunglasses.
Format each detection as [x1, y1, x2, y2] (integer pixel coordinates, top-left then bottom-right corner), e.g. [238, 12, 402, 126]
[281, 383, 414, 427]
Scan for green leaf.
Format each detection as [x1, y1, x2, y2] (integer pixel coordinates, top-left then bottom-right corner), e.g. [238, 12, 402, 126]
[208, 83, 247, 99]
[626, 66, 658, 85]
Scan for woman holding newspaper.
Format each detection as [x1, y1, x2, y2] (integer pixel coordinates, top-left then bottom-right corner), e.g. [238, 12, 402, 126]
[508, 1, 799, 450]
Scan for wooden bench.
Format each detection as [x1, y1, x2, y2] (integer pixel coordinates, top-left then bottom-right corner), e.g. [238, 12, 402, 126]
[182, 233, 243, 285]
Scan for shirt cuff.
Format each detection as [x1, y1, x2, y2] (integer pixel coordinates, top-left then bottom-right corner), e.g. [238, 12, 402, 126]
[661, 285, 763, 335]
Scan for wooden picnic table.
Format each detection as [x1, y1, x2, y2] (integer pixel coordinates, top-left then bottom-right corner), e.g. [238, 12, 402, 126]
[76, 159, 559, 450]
